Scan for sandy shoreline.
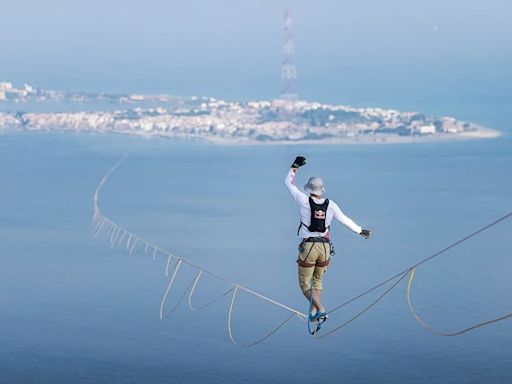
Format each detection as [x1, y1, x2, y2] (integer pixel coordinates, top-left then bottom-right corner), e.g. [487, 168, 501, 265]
[1, 125, 503, 146]
[204, 126, 502, 146]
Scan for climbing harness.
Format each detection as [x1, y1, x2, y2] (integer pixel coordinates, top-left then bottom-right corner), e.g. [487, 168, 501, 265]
[92, 156, 512, 347]
[297, 237, 332, 268]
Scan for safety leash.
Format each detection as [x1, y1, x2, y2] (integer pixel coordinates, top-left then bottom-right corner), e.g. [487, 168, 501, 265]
[307, 279, 316, 335]
[307, 275, 328, 335]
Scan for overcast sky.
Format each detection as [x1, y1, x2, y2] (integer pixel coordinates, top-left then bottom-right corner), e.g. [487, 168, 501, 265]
[1, 0, 511, 105]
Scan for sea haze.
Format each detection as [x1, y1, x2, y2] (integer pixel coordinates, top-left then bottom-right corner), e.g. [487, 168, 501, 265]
[0, 132, 511, 383]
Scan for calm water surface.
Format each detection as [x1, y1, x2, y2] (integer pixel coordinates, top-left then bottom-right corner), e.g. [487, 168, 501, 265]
[1, 132, 511, 383]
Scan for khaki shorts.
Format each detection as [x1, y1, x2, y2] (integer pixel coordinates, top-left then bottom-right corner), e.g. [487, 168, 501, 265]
[297, 241, 330, 292]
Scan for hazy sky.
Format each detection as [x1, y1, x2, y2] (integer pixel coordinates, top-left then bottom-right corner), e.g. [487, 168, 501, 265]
[1, 0, 511, 106]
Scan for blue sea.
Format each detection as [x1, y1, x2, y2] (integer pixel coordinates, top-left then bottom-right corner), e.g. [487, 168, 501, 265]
[1, 127, 511, 382]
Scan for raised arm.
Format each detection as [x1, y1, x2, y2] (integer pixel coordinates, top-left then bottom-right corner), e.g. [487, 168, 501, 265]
[284, 156, 308, 203]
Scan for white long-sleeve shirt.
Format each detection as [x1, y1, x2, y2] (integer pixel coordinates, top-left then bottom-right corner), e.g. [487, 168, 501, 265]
[284, 168, 362, 239]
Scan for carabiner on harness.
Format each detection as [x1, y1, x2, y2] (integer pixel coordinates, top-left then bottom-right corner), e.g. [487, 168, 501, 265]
[328, 240, 335, 256]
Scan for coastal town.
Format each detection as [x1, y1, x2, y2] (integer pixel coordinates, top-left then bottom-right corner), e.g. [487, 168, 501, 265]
[0, 82, 497, 143]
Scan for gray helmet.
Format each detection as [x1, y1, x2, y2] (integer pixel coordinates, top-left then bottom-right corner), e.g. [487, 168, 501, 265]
[304, 177, 325, 196]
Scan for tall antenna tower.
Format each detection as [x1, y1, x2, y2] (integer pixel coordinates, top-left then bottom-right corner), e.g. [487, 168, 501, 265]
[281, 8, 298, 100]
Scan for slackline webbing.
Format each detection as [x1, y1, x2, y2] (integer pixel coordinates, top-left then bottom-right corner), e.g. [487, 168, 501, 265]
[93, 156, 512, 346]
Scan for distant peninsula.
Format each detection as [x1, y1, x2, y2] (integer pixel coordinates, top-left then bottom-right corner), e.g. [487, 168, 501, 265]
[0, 81, 500, 144]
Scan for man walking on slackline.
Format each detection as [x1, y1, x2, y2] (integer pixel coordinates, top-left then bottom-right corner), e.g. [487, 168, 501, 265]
[285, 156, 371, 332]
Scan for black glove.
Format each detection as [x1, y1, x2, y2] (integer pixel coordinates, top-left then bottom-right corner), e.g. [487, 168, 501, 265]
[291, 156, 306, 169]
[360, 229, 371, 239]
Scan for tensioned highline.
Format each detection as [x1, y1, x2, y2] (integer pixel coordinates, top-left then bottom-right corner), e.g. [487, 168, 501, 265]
[92, 156, 512, 347]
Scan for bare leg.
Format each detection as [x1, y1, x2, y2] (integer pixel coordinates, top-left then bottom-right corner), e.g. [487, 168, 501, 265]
[302, 289, 324, 313]
[313, 289, 325, 312]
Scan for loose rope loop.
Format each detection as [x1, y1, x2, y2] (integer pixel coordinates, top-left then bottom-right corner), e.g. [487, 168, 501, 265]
[188, 270, 234, 311]
[159, 259, 183, 319]
[227, 286, 297, 347]
[406, 267, 512, 336]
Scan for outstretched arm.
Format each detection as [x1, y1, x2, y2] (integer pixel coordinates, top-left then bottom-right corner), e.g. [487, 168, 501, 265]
[331, 202, 362, 234]
[332, 202, 371, 239]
